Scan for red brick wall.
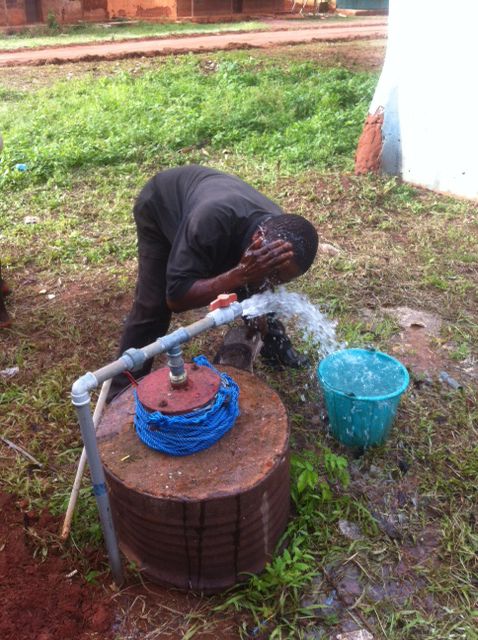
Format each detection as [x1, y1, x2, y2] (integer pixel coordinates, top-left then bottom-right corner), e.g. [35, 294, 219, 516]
[82, 0, 108, 21]
[43, 0, 108, 23]
[242, 0, 285, 12]
[191, 0, 231, 17]
[176, 0, 286, 16]
[2, 0, 28, 26]
[107, 0, 286, 19]
[42, 0, 81, 23]
[107, 0, 176, 19]
[0, 0, 109, 26]
[0, 0, 286, 26]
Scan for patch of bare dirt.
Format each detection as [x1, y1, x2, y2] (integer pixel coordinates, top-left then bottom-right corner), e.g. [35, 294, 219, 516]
[112, 581, 243, 639]
[0, 492, 114, 640]
[383, 306, 444, 377]
[0, 21, 387, 67]
[0, 492, 243, 640]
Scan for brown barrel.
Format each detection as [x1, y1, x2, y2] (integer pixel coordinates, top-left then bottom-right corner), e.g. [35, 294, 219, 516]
[97, 366, 290, 593]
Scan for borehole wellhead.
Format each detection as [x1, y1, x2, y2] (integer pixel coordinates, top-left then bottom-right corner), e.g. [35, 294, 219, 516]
[71, 292, 244, 586]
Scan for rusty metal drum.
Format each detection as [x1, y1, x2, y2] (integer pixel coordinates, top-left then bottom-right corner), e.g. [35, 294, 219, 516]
[97, 366, 290, 593]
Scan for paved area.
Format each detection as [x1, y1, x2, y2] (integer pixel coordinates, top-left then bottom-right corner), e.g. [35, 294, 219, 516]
[0, 18, 387, 67]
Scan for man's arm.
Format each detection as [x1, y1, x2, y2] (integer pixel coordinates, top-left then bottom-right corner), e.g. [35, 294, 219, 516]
[166, 236, 293, 313]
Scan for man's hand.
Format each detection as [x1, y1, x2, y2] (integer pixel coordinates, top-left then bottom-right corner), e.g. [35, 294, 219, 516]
[237, 235, 294, 288]
[166, 233, 297, 313]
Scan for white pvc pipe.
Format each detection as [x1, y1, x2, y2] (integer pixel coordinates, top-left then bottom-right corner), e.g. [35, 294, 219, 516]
[61, 379, 111, 541]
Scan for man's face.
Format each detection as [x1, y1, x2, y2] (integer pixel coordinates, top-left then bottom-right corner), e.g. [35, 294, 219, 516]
[270, 260, 302, 286]
[245, 229, 302, 293]
[249, 258, 302, 294]
[251, 230, 302, 285]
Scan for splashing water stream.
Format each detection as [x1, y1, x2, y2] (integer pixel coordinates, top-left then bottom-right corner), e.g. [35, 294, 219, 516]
[241, 287, 343, 358]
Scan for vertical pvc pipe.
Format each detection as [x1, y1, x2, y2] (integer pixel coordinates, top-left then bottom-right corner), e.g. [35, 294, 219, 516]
[74, 401, 124, 586]
[61, 380, 112, 541]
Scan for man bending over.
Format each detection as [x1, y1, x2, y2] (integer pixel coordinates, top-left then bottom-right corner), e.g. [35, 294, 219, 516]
[109, 165, 318, 400]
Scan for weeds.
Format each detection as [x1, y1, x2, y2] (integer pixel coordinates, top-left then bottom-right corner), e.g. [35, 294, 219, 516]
[0, 57, 374, 190]
[218, 449, 358, 638]
[0, 43, 477, 639]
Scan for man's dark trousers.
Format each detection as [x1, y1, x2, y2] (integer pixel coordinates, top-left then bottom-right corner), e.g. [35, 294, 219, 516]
[108, 208, 172, 401]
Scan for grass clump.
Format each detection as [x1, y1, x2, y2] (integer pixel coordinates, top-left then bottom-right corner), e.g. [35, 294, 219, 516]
[0, 57, 375, 189]
[218, 449, 357, 639]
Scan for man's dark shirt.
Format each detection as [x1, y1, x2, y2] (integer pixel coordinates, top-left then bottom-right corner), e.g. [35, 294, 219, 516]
[134, 165, 283, 301]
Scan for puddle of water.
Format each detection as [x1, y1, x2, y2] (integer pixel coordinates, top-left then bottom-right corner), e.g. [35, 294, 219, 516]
[241, 286, 342, 358]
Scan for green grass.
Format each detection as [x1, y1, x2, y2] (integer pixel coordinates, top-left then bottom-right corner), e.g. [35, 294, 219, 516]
[0, 20, 267, 50]
[0, 56, 374, 191]
[0, 53, 375, 275]
[1, 43, 477, 639]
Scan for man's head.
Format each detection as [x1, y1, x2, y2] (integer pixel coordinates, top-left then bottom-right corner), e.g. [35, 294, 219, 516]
[254, 214, 319, 284]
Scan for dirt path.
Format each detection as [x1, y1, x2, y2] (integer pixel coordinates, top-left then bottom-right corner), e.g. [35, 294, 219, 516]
[0, 18, 387, 67]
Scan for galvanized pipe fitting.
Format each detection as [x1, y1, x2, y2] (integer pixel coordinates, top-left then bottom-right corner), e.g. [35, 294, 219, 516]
[167, 345, 187, 388]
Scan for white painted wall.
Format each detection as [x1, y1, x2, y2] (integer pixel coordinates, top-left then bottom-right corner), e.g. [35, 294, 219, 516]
[370, 0, 478, 199]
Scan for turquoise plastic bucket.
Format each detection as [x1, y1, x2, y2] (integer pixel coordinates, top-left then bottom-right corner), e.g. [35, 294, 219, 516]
[317, 349, 409, 448]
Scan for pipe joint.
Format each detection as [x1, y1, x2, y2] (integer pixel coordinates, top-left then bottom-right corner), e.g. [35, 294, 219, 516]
[167, 345, 187, 386]
[157, 328, 190, 352]
[207, 301, 243, 327]
[121, 348, 146, 372]
[71, 372, 98, 406]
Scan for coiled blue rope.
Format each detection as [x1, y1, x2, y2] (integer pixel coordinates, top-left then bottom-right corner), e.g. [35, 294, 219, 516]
[134, 356, 240, 456]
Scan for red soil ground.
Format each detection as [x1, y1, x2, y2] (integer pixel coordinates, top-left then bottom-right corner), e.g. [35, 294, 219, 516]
[0, 492, 114, 640]
[0, 18, 387, 66]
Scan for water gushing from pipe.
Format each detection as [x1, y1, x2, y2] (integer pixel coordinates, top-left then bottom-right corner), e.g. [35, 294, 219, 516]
[241, 287, 343, 358]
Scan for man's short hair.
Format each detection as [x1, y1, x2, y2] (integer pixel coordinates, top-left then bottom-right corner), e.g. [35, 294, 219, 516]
[261, 214, 319, 274]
